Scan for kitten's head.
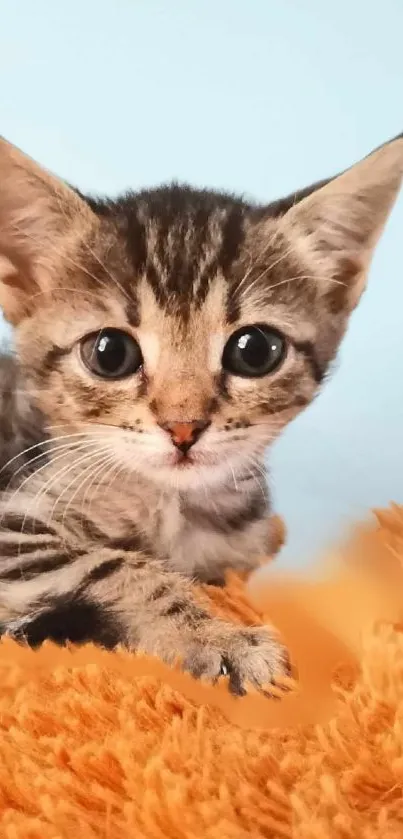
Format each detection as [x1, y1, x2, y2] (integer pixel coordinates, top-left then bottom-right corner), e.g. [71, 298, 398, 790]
[0, 135, 401, 490]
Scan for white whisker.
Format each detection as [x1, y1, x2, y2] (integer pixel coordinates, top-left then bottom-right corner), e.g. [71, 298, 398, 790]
[84, 455, 122, 518]
[0, 431, 114, 482]
[230, 466, 238, 493]
[27, 445, 112, 533]
[54, 448, 115, 536]
[1, 438, 113, 527]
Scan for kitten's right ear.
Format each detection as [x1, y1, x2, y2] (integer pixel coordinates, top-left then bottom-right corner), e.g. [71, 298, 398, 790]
[279, 136, 403, 312]
[0, 137, 95, 325]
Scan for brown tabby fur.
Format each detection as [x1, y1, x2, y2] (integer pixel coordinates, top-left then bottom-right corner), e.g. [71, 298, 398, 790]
[0, 134, 400, 693]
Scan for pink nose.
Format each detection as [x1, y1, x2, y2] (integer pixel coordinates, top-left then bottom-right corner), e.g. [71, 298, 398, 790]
[160, 420, 210, 453]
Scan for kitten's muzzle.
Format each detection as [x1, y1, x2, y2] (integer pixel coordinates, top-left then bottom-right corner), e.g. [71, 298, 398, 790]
[159, 420, 210, 455]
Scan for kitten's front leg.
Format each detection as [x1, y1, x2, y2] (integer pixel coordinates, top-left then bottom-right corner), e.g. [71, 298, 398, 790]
[85, 551, 290, 694]
[5, 547, 289, 694]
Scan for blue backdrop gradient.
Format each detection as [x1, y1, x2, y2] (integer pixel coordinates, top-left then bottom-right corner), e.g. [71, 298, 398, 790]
[1, 0, 402, 565]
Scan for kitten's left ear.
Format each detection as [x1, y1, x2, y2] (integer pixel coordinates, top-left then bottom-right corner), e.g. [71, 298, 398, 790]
[282, 136, 403, 311]
[0, 137, 96, 325]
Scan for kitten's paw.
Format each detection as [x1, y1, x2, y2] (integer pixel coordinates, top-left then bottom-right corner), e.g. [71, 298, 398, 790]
[182, 624, 290, 695]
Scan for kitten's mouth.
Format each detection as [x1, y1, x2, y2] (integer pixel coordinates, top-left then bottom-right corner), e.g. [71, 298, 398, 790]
[164, 449, 221, 470]
[172, 451, 194, 468]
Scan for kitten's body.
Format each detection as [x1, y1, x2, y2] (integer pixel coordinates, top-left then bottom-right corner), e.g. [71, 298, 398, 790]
[0, 365, 279, 686]
[0, 135, 400, 692]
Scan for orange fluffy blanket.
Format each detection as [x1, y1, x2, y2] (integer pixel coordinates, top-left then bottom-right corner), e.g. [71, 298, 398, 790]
[1, 506, 403, 838]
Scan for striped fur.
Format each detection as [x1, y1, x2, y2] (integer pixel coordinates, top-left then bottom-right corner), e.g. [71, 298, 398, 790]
[0, 134, 400, 692]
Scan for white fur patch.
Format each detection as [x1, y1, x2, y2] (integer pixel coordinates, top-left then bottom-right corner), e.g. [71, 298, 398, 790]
[209, 333, 224, 373]
[137, 331, 160, 373]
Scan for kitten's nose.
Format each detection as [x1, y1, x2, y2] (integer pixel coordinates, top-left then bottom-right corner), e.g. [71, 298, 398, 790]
[161, 420, 210, 454]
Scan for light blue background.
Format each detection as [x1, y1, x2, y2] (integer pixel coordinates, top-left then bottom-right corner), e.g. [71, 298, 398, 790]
[1, 0, 402, 566]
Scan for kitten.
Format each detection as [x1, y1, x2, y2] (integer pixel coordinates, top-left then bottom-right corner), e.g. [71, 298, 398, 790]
[0, 134, 401, 694]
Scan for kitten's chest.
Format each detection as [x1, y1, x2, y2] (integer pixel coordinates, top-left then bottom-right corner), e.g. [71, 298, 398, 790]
[151, 490, 271, 582]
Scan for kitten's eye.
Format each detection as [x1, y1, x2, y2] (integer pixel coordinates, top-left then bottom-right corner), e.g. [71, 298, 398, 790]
[80, 328, 143, 379]
[222, 325, 286, 378]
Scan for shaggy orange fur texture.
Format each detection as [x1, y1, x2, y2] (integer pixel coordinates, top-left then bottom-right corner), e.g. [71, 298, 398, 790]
[1, 506, 403, 838]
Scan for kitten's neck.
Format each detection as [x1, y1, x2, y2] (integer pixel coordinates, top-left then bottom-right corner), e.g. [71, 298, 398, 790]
[125, 465, 271, 581]
[165, 469, 271, 581]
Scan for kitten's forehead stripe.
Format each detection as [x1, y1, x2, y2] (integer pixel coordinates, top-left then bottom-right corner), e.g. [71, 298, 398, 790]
[86, 186, 249, 324]
[82, 182, 335, 332]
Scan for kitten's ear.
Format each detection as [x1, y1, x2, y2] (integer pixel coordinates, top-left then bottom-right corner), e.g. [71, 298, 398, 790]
[0, 137, 95, 325]
[282, 137, 403, 311]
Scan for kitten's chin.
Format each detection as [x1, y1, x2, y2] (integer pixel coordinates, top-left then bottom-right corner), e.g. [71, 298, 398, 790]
[134, 456, 237, 491]
[165, 465, 228, 490]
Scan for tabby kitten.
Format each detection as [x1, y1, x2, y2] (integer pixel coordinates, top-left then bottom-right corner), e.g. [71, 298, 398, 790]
[0, 135, 401, 694]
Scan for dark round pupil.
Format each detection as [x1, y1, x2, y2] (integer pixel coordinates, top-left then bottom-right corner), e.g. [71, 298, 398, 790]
[96, 333, 126, 373]
[237, 330, 282, 370]
[237, 331, 270, 368]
